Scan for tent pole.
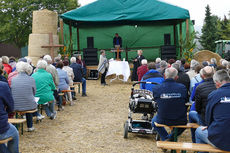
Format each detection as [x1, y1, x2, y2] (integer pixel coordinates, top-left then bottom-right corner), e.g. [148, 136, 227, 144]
[69, 21, 73, 55]
[179, 22, 182, 58]
[173, 24, 176, 46]
[186, 19, 189, 42]
[60, 19, 64, 44]
[77, 27, 80, 53]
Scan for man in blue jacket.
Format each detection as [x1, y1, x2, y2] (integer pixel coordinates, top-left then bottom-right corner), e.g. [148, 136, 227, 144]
[195, 70, 230, 152]
[70, 57, 87, 96]
[0, 81, 19, 153]
[140, 62, 164, 91]
[152, 67, 188, 141]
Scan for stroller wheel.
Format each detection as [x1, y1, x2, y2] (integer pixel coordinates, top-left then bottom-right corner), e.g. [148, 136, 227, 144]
[124, 121, 129, 139]
[155, 133, 160, 141]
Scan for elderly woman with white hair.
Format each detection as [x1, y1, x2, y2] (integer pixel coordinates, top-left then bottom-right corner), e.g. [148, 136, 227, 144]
[32, 60, 57, 120]
[11, 62, 42, 132]
[186, 59, 200, 80]
[137, 59, 148, 81]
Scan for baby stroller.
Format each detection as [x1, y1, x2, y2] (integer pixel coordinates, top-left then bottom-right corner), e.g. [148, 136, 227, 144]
[123, 81, 158, 138]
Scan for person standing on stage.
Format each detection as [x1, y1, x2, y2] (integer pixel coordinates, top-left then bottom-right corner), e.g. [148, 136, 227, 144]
[113, 33, 122, 59]
[98, 50, 109, 86]
[131, 50, 145, 81]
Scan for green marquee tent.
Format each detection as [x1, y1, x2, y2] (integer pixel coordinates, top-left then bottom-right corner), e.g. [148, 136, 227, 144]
[60, 0, 194, 62]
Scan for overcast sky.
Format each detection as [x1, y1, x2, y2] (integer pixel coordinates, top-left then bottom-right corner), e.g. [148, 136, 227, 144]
[78, 0, 230, 32]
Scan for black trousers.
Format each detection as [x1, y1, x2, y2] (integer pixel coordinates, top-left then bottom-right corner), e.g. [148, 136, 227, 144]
[101, 68, 108, 84]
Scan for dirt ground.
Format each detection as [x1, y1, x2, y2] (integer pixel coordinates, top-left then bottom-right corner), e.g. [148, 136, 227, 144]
[19, 78, 192, 153]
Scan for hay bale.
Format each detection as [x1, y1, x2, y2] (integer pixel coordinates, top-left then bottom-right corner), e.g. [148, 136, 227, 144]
[28, 34, 59, 58]
[32, 9, 58, 34]
[194, 50, 222, 65]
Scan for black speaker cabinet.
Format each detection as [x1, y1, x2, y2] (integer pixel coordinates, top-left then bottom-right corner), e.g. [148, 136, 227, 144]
[87, 37, 94, 48]
[164, 34, 171, 45]
[83, 48, 98, 66]
[161, 45, 176, 61]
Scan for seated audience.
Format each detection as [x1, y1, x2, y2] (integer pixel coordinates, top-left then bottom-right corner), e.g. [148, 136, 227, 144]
[2, 56, 12, 75]
[137, 59, 148, 81]
[180, 58, 186, 72]
[186, 59, 200, 80]
[189, 66, 216, 143]
[140, 62, 164, 91]
[9, 57, 16, 72]
[0, 81, 19, 153]
[32, 60, 57, 120]
[209, 58, 217, 68]
[152, 67, 188, 141]
[70, 57, 87, 96]
[155, 58, 161, 69]
[77, 55, 87, 77]
[190, 65, 203, 94]
[168, 58, 175, 67]
[11, 62, 42, 132]
[195, 70, 230, 152]
[56, 61, 70, 110]
[63, 60, 76, 101]
[156, 60, 167, 75]
[0, 64, 7, 83]
[172, 63, 190, 92]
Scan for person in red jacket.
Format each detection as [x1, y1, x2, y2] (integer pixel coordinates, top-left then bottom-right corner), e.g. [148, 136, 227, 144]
[2, 56, 12, 75]
[137, 59, 148, 81]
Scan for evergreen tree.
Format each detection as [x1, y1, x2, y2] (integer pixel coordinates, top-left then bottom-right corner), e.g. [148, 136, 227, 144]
[200, 5, 219, 51]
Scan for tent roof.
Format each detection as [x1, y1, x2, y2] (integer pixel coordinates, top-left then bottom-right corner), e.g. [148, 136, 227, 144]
[61, 0, 190, 22]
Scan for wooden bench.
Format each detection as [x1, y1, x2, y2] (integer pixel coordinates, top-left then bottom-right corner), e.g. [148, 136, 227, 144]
[157, 141, 230, 153]
[8, 119, 26, 135]
[155, 123, 199, 142]
[15, 109, 38, 118]
[73, 82, 81, 93]
[0, 137, 13, 144]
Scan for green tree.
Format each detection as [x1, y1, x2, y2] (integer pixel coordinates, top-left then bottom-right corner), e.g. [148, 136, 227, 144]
[217, 15, 230, 40]
[200, 5, 219, 51]
[0, 0, 79, 48]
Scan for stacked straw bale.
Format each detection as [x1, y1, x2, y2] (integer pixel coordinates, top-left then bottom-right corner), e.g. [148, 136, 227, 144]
[194, 50, 222, 65]
[28, 9, 58, 65]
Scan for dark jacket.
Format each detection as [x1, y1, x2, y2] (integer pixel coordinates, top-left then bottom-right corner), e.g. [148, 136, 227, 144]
[176, 71, 190, 93]
[195, 78, 216, 125]
[113, 36, 122, 47]
[0, 75, 7, 83]
[137, 64, 148, 81]
[206, 83, 230, 151]
[70, 63, 83, 82]
[140, 69, 164, 91]
[0, 81, 14, 134]
[131, 55, 145, 81]
[153, 79, 187, 126]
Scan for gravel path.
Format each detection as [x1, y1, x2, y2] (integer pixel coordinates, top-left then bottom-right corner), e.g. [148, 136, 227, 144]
[19, 79, 185, 153]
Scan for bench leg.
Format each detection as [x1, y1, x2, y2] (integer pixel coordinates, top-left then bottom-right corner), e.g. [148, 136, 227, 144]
[170, 128, 178, 153]
[78, 84, 80, 93]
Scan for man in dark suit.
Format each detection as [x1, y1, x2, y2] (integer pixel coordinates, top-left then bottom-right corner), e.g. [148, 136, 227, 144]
[113, 33, 122, 59]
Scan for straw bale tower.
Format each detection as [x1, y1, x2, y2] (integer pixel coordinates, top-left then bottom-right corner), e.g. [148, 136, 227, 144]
[28, 9, 59, 65]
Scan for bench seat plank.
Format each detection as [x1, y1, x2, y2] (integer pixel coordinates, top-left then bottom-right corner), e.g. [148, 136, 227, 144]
[0, 137, 13, 144]
[8, 119, 26, 124]
[157, 141, 230, 153]
[155, 123, 199, 129]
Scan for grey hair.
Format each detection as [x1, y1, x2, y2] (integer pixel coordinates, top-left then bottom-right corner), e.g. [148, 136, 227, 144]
[155, 58, 161, 64]
[25, 57, 32, 64]
[190, 59, 199, 70]
[172, 63, 180, 71]
[70, 57, 76, 63]
[213, 69, 230, 83]
[221, 60, 229, 67]
[2, 56, 9, 64]
[16, 62, 33, 75]
[141, 59, 148, 65]
[210, 58, 217, 64]
[175, 60, 182, 67]
[54, 56, 61, 63]
[160, 60, 167, 68]
[43, 55, 52, 64]
[37, 60, 47, 69]
[200, 66, 214, 78]
[165, 67, 178, 79]
[0, 58, 2, 64]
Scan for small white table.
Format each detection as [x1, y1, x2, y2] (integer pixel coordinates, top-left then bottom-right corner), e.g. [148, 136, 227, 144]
[106, 60, 130, 82]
